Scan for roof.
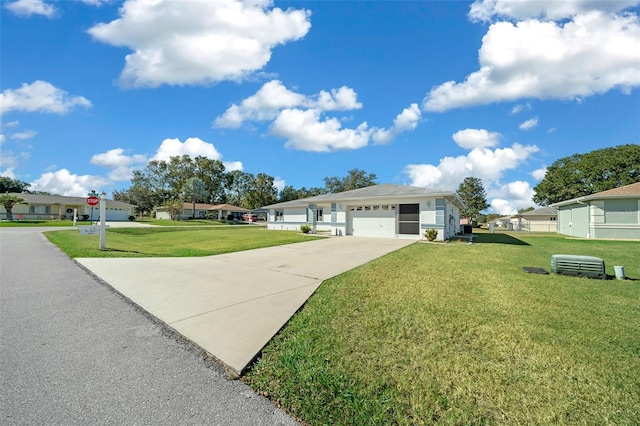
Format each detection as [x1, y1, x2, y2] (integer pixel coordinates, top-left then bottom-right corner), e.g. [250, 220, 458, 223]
[519, 206, 558, 216]
[550, 181, 640, 207]
[156, 202, 249, 211]
[6, 193, 136, 208]
[262, 184, 465, 209]
[208, 203, 249, 211]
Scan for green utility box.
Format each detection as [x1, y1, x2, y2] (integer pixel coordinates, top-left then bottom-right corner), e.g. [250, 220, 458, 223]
[551, 254, 606, 280]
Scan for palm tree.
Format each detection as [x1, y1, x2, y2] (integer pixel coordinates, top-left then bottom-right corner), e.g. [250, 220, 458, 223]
[0, 193, 26, 221]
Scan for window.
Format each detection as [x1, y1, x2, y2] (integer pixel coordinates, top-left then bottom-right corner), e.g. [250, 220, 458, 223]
[604, 200, 638, 224]
[316, 208, 324, 222]
[275, 209, 284, 222]
[30, 205, 50, 214]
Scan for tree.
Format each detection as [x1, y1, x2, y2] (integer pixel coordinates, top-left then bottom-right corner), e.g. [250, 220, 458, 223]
[533, 144, 640, 205]
[324, 168, 377, 193]
[244, 173, 278, 209]
[456, 177, 489, 225]
[183, 177, 207, 218]
[163, 199, 184, 221]
[0, 176, 30, 193]
[225, 170, 254, 207]
[0, 193, 26, 221]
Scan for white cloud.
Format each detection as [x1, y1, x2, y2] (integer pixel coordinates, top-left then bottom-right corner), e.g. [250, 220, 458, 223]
[151, 137, 223, 162]
[0, 134, 5, 144]
[372, 103, 421, 144]
[4, 121, 20, 127]
[532, 167, 547, 180]
[217, 80, 419, 151]
[404, 142, 538, 191]
[509, 102, 531, 114]
[30, 169, 110, 197]
[10, 130, 38, 140]
[489, 180, 535, 214]
[273, 177, 286, 191]
[424, 11, 640, 112]
[214, 80, 362, 128]
[0, 81, 92, 115]
[452, 128, 501, 149]
[150, 137, 243, 172]
[519, 117, 538, 130]
[4, 0, 56, 18]
[271, 108, 371, 152]
[469, 0, 640, 22]
[90, 148, 148, 181]
[223, 161, 244, 172]
[547, 127, 557, 134]
[88, 0, 311, 87]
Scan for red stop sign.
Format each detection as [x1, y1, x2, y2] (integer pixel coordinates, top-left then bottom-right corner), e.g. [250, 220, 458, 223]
[86, 196, 100, 206]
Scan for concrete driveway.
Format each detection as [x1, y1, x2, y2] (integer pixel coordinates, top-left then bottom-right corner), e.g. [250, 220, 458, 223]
[76, 237, 414, 376]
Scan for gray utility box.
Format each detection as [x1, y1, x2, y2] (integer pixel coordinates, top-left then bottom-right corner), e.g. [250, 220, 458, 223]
[551, 254, 606, 280]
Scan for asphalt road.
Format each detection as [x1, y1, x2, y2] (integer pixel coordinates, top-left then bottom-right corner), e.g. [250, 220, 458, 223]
[0, 227, 299, 425]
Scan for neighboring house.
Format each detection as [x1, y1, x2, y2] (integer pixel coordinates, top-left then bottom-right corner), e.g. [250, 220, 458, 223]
[517, 207, 558, 232]
[262, 184, 465, 241]
[0, 193, 136, 221]
[155, 202, 248, 220]
[551, 182, 640, 240]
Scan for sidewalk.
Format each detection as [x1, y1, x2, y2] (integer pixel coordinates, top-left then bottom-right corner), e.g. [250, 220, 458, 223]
[76, 237, 414, 376]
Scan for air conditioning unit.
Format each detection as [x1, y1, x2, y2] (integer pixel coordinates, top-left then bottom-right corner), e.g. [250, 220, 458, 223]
[551, 254, 606, 280]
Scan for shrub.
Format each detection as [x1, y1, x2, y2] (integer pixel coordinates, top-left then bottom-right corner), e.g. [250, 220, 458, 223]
[300, 224, 311, 234]
[128, 215, 135, 221]
[425, 228, 438, 241]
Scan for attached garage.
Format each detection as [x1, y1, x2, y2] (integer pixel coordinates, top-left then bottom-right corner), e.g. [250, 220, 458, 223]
[347, 205, 396, 237]
[264, 184, 465, 241]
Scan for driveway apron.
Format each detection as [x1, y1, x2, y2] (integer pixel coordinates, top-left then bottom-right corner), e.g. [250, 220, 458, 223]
[76, 237, 414, 376]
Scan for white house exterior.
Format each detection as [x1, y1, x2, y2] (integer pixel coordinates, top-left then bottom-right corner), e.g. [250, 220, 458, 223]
[262, 184, 465, 241]
[155, 202, 248, 220]
[0, 193, 136, 221]
[550, 182, 640, 240]
[518, 207, 558, 232]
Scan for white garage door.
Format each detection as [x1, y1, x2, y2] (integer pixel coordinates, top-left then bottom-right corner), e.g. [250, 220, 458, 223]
[347, 207, 396, 238]
[105, 208, 129, 221]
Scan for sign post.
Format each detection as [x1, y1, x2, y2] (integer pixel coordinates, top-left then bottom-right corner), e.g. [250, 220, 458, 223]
[78, 190, 109, 249]
[99, 191, 107, 249]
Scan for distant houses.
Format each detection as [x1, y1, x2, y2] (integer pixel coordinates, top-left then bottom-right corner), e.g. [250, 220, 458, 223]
[0, 193, 135, 221]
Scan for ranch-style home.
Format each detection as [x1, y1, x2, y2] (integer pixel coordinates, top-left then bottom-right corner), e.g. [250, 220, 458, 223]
[0, 193, 136, 221]
[155, 202, 248, 220]
[518, 206, 558, 232]
[262, 184, 465, 241]
[550, 181, 640, 240]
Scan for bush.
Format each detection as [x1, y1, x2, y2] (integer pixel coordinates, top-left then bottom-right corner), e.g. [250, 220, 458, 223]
[425, 228, 438, 241]
[128, 215, 135, 221]
[300, 224, 311, 234]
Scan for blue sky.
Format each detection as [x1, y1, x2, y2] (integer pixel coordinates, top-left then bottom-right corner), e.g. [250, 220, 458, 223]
[1, 0, 639, 214]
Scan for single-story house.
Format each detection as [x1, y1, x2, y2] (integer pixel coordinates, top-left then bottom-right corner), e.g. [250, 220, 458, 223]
[517, 207, 558, 232]
[262, 184, 465, 241]
[550, 181, 640, 240]
[0, 193, 136, 221]
[155, 202, 248, 220]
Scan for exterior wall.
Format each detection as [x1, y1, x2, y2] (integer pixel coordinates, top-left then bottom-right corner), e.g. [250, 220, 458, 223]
[1, 202, 132, 221]
[557, 204, 590, 238]
[590, 199, 640, 240]
[521, 216, 558, 232]
[266, 196, 461, 241]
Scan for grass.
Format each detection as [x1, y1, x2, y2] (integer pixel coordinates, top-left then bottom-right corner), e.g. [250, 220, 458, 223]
[244, 231, 640, 425]
[0, 220, 93, 227]
[135, 218, 248, 226]
[45, 226, 320, 258]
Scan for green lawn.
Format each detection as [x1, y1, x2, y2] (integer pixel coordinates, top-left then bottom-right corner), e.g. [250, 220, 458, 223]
[0, 220, 93, 227]
[244, 232, 640, 425]
[45, 226, 319, 258]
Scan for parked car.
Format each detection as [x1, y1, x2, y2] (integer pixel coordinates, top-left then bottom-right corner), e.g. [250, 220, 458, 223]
[242, 213, 258, 222]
